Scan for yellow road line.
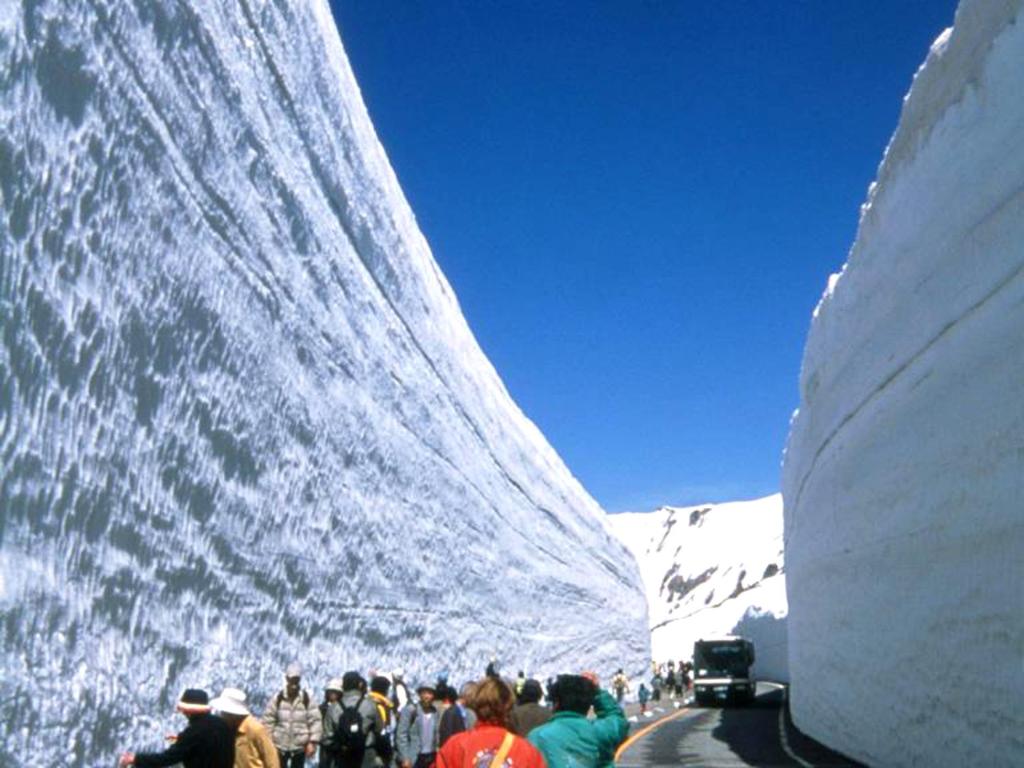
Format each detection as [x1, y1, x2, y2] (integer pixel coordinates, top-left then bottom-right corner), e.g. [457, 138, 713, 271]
[615, 706, 691, 762]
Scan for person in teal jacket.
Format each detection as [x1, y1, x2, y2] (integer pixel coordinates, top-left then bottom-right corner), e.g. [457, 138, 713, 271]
[527, 673, 628, 768]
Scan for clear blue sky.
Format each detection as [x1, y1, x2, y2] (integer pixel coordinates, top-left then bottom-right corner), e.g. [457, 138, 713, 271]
[328, 1, 959, 512]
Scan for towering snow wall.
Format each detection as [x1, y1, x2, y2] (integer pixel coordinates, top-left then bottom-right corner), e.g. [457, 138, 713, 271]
[782, 1, 1024, 765]
[0, 1, 649, 764]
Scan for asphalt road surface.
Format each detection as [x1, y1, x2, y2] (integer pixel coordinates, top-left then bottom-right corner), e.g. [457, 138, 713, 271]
[616, 684, 862, 768]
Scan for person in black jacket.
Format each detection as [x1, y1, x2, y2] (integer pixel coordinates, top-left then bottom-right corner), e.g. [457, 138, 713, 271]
[438, 683, 476, 748]
[119, 688, 234, 768]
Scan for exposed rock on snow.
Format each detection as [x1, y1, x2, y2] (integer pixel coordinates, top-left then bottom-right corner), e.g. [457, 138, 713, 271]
[608, 495, 789, 683]
[0, 2, 648, 765]
[782, 0, 1024, 765]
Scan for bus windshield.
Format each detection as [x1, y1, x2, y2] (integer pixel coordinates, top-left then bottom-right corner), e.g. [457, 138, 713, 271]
[694, 642, 750, 674]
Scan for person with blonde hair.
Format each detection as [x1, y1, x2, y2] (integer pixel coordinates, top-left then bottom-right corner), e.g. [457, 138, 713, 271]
[436, 677, 545, 768]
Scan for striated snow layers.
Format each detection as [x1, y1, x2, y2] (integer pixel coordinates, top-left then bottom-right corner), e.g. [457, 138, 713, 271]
[609, 495, 789, 684]
[0, 1, 648, 765]
[782, 0, 1024, 765]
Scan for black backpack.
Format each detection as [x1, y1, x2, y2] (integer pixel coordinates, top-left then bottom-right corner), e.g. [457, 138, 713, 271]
[328, 696, 367, 758]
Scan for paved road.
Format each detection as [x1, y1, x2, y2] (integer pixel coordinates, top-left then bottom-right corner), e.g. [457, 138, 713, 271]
[616, 684, 862, 768]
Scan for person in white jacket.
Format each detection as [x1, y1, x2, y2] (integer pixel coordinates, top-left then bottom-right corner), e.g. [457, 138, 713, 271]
[263, 662, 322, 768]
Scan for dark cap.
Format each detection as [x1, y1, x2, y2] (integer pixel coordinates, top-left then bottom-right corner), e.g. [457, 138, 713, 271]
[520, 679, 543, 704]
[342, 671, 365, 692]
[177, 689, 211, 713]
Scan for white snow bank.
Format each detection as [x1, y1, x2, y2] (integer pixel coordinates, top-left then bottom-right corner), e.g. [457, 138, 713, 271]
[609, 495, 789, 683]
[783, 1, 1024, 765]
[0, 2, 647, 765]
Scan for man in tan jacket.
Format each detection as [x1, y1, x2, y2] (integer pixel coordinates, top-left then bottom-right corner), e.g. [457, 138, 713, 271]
[212, 688, 280, 768]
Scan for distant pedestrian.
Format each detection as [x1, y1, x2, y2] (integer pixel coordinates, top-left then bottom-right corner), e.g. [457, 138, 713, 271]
[396, 684, 441, 768]
[513, 671, 527, 702]
[212, 688, 279, 768]
[664, 667, 676, 698]
[119, 688, 234, 768]
[508, 679, 552, 737]
[611, 669, 629, 704]
[436, 677, 544, 768]
[544, 677, 557, 707]
[263, 662, 322, 768]
[672, 662, 683, 697]
[485, 656, 501, 679]
[650, 671, 663, 702]
[528, 673, 628, 768]
[637, 684, 650, 715]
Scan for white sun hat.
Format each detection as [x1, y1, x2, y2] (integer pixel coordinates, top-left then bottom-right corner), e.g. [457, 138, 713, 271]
[211, 687, 250, 716]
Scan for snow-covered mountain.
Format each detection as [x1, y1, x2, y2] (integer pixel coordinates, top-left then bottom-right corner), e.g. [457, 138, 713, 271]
[608, 495, 788, 683]
[782, 1, 1024, 765]
[0, 1, 648, 765]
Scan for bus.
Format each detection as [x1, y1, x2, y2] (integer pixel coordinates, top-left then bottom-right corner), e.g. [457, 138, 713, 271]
[692, 636, 757, 705]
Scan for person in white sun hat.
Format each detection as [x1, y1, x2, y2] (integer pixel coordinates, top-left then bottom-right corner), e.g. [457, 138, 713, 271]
[212, 687, 279, 768]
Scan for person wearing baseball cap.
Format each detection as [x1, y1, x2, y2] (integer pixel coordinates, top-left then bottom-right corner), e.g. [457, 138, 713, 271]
[119, 688, 234, 768]
[212, 688, 278, 768]
[262, 662, 322, 768]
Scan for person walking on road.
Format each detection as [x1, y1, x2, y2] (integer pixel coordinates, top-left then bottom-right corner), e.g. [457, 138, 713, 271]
[513, 671, 527, 702]
[439, 682, 477, 747]
[395, 684, 441, 768]
[436, 677, 545, 768]
[390, 670, 413, 713]
[637, 684, 650, 716]
[119, 688, 235, 768]
[212, 688, 279, 768]
[321, 672, 383, 768]
[527, 673, 628, 768]
[611, 670, 629, 704]
[508, 680, 551, 738]
[263, 663, 322, 768]
[368, 676, 397, 766]
[650, 669, 663, 702]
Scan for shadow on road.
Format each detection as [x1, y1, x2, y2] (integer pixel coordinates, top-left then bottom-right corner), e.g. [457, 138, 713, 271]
[711, 685, 864, 767]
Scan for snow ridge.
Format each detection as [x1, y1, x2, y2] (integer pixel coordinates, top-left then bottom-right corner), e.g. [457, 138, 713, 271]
[0, 2, 648, 765]
[608, 496, 788, 683]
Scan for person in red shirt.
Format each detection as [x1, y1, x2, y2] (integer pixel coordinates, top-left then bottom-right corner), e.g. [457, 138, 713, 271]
[436, 677, 546, 768]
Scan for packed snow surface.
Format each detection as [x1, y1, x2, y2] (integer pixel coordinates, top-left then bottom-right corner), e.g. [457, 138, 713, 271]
[608, 495, 788, 683]
[782, 0, 1024, 765]
[0, 1, 648, 764]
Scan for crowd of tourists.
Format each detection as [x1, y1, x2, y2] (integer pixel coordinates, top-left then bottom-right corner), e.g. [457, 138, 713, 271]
[648, 660, 693, 703]
[118, 661, 631, 768]
[600, 660, 694, 716]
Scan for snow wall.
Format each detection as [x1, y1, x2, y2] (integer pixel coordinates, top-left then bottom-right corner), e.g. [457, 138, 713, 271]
[0, 1, 649, 764]
[609, 496, 789, 684]
[782, 1, 1024, 765]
